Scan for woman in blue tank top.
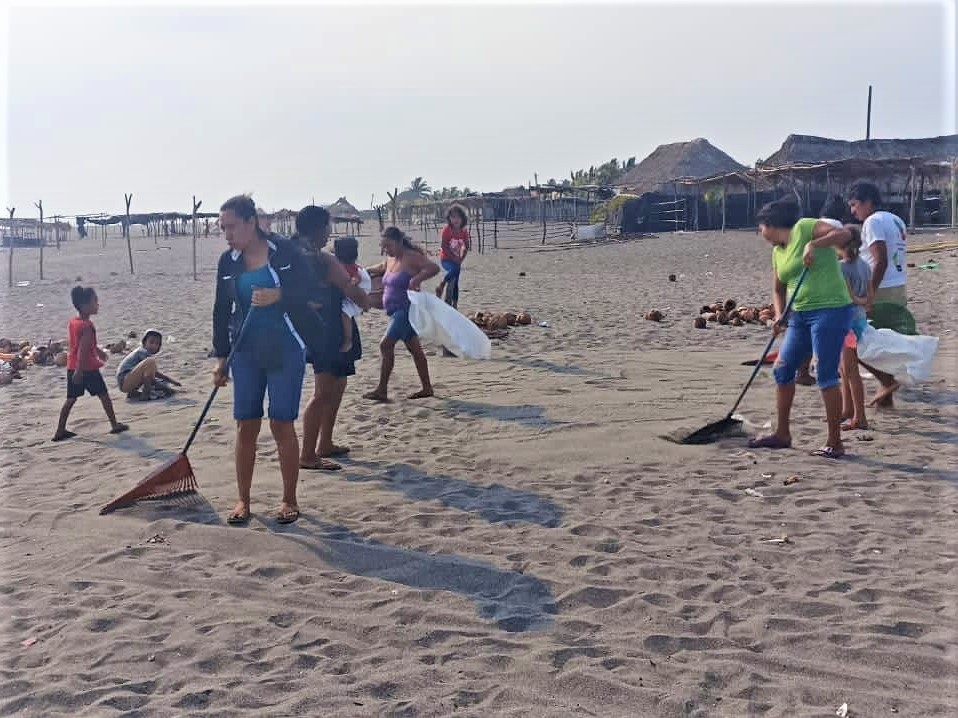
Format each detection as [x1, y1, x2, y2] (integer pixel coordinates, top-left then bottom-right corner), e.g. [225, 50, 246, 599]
[212, 195, 308, 525]
[364, 227, 439, 402]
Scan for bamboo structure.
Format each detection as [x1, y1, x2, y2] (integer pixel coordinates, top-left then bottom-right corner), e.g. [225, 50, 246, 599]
[124, 193, 134, 274]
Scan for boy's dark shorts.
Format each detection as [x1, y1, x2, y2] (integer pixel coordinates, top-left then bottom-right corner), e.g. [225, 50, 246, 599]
[66, 369, 108, 398]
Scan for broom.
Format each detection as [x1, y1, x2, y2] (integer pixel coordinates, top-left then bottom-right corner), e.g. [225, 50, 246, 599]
[100, 312, 253, 515]
[662, 267, 809, 445]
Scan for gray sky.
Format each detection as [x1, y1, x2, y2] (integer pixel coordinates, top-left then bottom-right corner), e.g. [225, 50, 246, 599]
[2, 1, 954, 216]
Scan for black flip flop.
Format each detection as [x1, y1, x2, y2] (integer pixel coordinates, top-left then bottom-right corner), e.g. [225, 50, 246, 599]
[227, 511, 251, 526]
[276, 509, 300, 525]
[301, 458, 342, 471]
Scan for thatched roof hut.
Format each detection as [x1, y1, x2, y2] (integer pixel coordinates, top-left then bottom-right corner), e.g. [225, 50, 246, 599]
[324, 197, 364, 235]
[759, 134, 958, 168]
[616, 138, 746, 195]
[756, 134, 958, 227]
[325, 197, 362, 222]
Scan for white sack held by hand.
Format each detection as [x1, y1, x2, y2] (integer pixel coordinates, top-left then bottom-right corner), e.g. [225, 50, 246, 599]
[407, 291, 492, 360]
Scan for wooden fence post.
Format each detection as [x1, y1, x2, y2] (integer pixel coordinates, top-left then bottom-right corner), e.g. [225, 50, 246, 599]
[5, 207, 14, 287]
[951, 159, 957, 228]
[720, 179, 727, 233]
[124, 193, 135, 274]
[35, 200, 44, 279]
[192, 196, 202, 280]
[908, 165, 917, 230]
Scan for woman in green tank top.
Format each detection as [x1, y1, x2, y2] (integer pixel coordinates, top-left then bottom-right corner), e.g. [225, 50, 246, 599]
[748, 199, 853, 459]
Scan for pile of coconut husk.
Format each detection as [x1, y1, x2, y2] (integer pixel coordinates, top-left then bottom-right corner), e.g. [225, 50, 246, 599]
[469, 311, 533, 339]
[693, 299, 775, 330]
[0, 337, 69, 385]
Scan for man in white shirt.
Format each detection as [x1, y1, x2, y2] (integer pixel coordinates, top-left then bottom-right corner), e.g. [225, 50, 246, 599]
[847, 182, 910, 407]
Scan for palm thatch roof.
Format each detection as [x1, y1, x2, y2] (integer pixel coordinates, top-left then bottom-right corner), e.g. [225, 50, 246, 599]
[325, 197, 362, 221]
[760, 134, 958, 169]
[396, 189, 431, 204]
[83, 211, 218, 226]
[616, 138, 747, 194]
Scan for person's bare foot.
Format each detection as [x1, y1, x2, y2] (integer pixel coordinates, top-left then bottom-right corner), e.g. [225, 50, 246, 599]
[109, 423, 129, 434]
[408, 388, 434, 400]
[868, 381, 900, 408]
[841, 419, 870, 431]
[51, 430, 77, 442]
[363, 389, 389, 402]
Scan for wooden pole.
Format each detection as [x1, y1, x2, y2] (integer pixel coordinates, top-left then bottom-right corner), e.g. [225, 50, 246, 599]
[695, 183, 701, 231]
[908, 165, 917, 230]
[124, 193, 135, 274]
[54, 215, 61, 250]
[541, 198, 547, 245]
[866, 85, 873, 141]
[951, 160, 957, 228]
[192, 196, 202, 280]
[917, 170, 925, 227]
[6, 207, 14, 287]
[35, 200, 44, 279]
[721, 179, 727, 233]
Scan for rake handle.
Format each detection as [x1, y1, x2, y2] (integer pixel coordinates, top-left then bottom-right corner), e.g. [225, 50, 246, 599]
[726, 266, 809, 419]
[181, 309, 254, 455]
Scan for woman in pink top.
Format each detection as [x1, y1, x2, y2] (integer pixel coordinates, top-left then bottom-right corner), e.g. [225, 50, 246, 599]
[364, 227, 439, 402]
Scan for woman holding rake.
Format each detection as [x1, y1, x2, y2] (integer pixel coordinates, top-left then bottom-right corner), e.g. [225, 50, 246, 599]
[212, 195, 323, 525]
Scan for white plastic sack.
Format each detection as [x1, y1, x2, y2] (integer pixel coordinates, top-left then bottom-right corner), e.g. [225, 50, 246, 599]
[856, 324, 938, 385]
[407, 291, 492, 360]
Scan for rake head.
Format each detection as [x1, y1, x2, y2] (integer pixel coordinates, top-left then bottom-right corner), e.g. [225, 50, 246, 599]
[660, 416, 745, 445]
[99, 453, 199, 515]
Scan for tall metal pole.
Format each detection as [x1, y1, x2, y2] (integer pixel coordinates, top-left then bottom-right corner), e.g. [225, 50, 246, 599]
[866, 85, 873, 140]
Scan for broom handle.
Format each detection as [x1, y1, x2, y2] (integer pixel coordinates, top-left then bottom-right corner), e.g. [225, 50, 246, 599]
[181, 310, 254, 455]
[727, 266, 810, 418]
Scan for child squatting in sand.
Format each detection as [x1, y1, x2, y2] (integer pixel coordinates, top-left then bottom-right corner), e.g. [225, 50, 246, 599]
[116, 329, 182, 400]
[53, 286, 128, 441]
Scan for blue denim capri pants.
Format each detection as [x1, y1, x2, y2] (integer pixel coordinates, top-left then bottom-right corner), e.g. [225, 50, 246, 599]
[773, 304, 853, 390]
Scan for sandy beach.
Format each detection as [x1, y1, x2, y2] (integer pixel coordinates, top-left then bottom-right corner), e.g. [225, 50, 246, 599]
[2, 225, 957, 717]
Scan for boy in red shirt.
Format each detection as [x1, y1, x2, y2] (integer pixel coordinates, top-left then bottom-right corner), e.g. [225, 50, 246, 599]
[53, 286, 128, 441]
[435, 204, 471, 308]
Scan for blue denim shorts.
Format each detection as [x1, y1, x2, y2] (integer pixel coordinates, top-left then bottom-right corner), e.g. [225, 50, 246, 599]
[774, 305, 853, 390]
[230, 334, 305, 422]
[385, 307, 417, 343]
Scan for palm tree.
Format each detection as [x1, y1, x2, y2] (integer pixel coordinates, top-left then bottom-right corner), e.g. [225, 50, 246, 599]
[386, 187, 399, 226]
[407, 177, 432, 198]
